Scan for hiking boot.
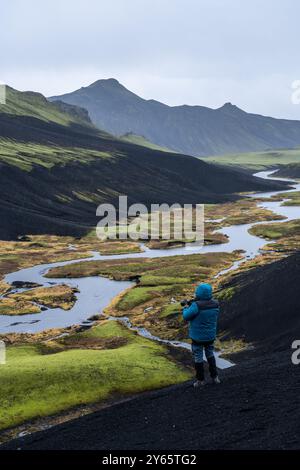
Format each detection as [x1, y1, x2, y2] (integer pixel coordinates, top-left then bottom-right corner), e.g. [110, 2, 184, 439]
[212, 376, 221, 385]
[193, 379, 206, 388]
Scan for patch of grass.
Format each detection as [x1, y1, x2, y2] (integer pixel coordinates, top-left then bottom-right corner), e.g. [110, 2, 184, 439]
[160, 303, 181, 318]
[0, 284, 78, 316]
[46, 251, 242, 282]
[0, 321, 191, 430]
[0, 86, 93, 128]
[216, 287, 237, 302]
[10, 284, 78, 311]
[261, 236, 300, 254]
[0, 139, 113, 171]
[215, 337, 249, 356]
[93, 240, 142, 255]
[0, 281, 10, 296]
[249, 219, 300, 240]
[268, 191, 300, 207]
[120, 133, 174, 153]
[0, 298, 40, 315]
[116, 285, 175, 311]
[201, 148, 300, 171]
[247, 218, 300, 257]
[205, 199, 285, 227]
[139, 275, 189, 286]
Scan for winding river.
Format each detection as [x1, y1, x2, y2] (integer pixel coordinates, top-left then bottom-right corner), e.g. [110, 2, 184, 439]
[1, 170, 299, 369]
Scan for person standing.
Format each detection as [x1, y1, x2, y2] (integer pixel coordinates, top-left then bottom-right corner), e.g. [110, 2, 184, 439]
[182, 283, 220, 387]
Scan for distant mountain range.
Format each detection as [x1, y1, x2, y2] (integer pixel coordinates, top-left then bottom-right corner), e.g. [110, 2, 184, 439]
[0, 86, 285, 239]
[50, 78, 300, 156]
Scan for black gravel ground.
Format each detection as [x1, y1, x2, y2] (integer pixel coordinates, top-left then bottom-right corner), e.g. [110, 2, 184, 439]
[1, 349, 299, 450]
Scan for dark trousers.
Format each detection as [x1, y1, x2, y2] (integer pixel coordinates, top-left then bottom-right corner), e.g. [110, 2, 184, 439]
[192, 340, 218, 380]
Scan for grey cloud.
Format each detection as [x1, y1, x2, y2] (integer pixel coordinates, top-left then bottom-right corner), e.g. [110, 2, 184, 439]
[1, 0, 300, 119]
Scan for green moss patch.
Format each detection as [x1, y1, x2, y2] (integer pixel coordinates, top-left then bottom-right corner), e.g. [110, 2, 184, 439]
[160, 303, 181, 318]
[0, 321, 191, 431]
[116, 285, 175, 311]
[202, 148, 300, 171]
[249, 219, 300, 240]
[216, 287, 237, 302]
[139, 275, 189, 286]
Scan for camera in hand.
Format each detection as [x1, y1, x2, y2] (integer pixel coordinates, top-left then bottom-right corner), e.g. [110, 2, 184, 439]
[180, 298, 195, 307]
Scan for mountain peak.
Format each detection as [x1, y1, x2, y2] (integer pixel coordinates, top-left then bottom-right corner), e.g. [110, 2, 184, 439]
[49, 81, 300, 157]
[88, 78, 122, 89]
[219, 102, 242, 112]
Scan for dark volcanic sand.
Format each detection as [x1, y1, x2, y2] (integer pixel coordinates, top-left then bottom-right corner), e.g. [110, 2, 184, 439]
[219, 251, 300, 352]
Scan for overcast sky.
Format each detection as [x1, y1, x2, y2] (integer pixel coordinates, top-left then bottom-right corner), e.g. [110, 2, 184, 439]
[1, 0, 300, 119]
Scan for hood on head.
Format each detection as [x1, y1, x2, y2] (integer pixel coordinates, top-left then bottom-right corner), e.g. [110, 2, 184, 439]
[195, 283, 213, 300]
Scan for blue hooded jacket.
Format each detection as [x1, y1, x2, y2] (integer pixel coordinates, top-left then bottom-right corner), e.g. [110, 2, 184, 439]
[182, 283, 219, 342]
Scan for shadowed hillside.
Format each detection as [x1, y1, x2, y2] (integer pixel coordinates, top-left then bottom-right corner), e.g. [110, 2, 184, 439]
[275, 163, 300, 178]
[220, 252, 300, 352]
[0, 87, 287, 239]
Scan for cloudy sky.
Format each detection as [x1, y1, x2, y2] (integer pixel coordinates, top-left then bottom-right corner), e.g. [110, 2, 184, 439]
[1, 0, 300, 119]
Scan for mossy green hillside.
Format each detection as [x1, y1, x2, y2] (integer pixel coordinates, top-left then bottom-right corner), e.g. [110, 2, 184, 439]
[0, 139, 113, 171]
[202, 148, 300, 171]
[0, 87, 94, 128]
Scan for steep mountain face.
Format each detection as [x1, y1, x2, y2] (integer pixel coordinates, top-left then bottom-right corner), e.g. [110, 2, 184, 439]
[0, 86, 111, 141]
[50, 79, 300, 156]
[0, 87, 287, 239]
[3, 87, 93, 128]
